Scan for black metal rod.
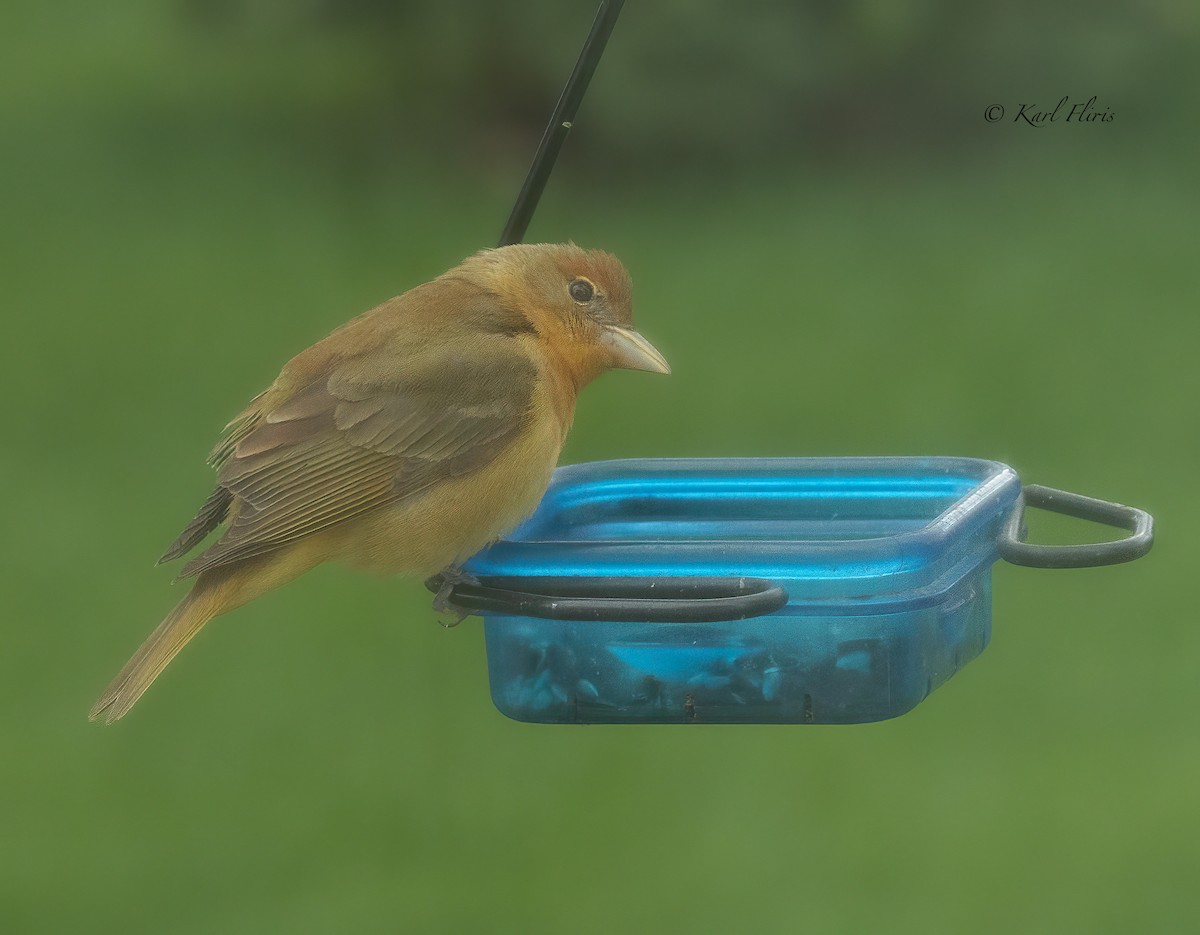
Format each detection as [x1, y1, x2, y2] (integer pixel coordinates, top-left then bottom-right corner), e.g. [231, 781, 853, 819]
[498, 0, 625, 247]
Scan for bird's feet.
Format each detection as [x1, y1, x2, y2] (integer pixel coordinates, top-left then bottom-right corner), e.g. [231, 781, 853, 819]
[426, 566, 480, 628]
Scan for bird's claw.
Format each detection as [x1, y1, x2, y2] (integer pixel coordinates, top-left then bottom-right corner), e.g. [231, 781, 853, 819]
[427, 567, 480, 627]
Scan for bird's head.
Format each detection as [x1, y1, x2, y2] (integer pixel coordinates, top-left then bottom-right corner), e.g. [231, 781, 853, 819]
[462, 243, 670, 388]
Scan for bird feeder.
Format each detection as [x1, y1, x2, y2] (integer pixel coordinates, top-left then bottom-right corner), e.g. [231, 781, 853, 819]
[430, 458, 1151, 723]
[432, 2, 1156, 724]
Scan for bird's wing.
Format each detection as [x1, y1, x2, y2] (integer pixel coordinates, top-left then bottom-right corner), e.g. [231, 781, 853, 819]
[167, 337, 537, 578]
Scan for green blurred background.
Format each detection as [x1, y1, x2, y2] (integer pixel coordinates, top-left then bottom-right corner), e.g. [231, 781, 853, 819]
[3, 1, 1197, 932]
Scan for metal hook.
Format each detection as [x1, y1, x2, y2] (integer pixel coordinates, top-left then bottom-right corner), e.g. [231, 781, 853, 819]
[999, 484, 1154, 568]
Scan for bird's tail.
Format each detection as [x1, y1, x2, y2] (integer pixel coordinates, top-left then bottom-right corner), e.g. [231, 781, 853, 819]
[88, 570, 229, 724]
[90, 539, 331, 724]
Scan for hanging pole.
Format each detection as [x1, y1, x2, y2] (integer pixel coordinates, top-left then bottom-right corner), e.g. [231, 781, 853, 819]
[498, 0, 625, 247]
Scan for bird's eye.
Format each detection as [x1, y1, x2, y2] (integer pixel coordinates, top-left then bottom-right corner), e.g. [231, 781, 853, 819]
[569, 279, 595, 303]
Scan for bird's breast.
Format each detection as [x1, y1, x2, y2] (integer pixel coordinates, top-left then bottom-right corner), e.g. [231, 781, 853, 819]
[343, 381, 568, 577]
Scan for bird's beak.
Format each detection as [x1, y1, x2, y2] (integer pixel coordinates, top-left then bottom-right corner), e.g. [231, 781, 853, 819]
[601, 326, 671, 374]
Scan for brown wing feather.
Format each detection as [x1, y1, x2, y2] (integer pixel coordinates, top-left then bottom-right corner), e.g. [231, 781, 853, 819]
[207, 392, 267, 467]
[175, 338, 537, 579]
[157, 485, 233, 564]
[157, 395, 267, 562]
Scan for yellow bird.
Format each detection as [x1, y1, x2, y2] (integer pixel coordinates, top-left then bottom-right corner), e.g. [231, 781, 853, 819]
[90, 243, 669, 723]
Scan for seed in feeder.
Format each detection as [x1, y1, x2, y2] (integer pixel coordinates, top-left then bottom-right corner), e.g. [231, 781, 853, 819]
[762, 666, 782, 701]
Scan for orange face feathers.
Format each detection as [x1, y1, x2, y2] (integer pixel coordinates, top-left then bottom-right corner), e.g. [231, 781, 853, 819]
[454, 243, 669, 386]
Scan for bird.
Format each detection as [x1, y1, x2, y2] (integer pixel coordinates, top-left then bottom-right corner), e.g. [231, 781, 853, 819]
[89, 242, 669, 723]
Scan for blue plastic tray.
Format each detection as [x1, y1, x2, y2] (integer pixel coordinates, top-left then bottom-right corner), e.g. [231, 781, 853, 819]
[432, 457, 1152, 725]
